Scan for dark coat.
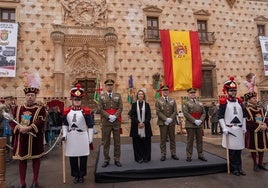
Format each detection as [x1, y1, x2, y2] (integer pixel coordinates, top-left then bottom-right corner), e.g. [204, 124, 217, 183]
[128, 101, 153, 138]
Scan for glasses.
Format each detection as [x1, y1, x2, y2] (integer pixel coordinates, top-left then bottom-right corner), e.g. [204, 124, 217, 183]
[73, 98, 81, 101]
[229, 90, 237, 92]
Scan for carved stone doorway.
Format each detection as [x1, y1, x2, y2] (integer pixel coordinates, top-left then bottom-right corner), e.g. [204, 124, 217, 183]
[77, 79, 98, 110]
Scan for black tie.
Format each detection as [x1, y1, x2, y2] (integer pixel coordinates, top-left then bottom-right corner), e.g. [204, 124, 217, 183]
[193, 99, 196, 104]
[109, 93, 112, 99]
[165, 97, 168, 102]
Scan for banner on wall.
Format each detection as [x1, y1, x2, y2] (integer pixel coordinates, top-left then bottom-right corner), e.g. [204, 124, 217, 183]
[0, 22, 18, 77]
[259, 36, 268, 76]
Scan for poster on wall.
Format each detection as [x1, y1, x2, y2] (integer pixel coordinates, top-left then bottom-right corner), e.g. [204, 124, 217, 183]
[0, 22, 18, 77]
[259, 36, 268, 76]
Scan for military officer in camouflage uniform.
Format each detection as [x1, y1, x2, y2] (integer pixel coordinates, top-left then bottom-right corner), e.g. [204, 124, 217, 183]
[99, 79, 123, 168]
[155, 85, 179, 161]
[183, 88, 207, 162]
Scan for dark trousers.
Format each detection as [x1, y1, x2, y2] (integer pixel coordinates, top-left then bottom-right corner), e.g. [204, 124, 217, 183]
[229, 149, 242, 172]
[132, 137, 151, 162]
[69, 156, 88, 178]
[211, 122, 218, 134]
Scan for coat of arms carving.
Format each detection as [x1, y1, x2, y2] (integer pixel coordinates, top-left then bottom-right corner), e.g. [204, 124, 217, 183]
[61, 0, 107, 26]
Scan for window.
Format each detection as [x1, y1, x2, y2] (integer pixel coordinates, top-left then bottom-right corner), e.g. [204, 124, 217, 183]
[257, 24, 265, 36]
[143, 6, 162, 42]
[0, 8, 16, 23]
[200, 70, 213, 98]
[146, 17, 159, 40]
[197, 20, 208, 42]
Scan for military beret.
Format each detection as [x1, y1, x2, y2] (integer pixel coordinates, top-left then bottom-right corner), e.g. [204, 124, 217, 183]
[104, 79, 115, 85]
[161, 85, 169, 90]
[187, 88, 197, 93]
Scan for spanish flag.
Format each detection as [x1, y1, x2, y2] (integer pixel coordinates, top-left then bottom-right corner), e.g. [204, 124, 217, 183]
[160, 30, 202, 91]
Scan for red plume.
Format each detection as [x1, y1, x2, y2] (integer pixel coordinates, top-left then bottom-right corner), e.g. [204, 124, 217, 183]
[229, 76, 234, 81]
[76, 83, 81, 90]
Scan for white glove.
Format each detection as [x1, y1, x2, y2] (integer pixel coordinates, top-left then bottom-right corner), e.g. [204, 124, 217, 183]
[166, 118, 173, 124]
[223, 130, 229, 135]
[164, 120, 169, 125]
[62, 125, 68, 141]
[194, 120, 202, 126]
[108, 115, 116, 122]
[88, 128, 94, 144]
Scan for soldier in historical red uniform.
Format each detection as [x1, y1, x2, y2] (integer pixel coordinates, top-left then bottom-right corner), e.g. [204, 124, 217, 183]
[244, 92, 268, 171]
[62, 84, 94, 184]
[218, 77, 247, 176]
[10, 82, 46, 188]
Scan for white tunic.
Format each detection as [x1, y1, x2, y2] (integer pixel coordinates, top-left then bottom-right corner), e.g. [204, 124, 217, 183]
[65, 110, 90, 156]
[221, 100, 245, 150]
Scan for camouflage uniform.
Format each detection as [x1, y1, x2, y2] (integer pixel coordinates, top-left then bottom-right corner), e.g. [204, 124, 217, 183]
[99, 91, 123, 163]
[183, 89, 206, 159]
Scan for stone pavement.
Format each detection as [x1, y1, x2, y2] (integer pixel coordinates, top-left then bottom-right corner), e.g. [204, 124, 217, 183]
[5, 129, 268, 188]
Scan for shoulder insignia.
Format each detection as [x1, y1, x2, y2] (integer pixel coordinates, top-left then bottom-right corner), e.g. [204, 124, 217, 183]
[82, 107, 91, 115]
[237, 97, 243, 103]
[63, 107, 71, 115]
[219, 97, 227, 104]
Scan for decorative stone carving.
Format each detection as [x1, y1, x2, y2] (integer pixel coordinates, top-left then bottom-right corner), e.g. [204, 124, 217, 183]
[71, 54, 100, 76]
[193, 9, 211, 16]
[61, 0, 107, 26]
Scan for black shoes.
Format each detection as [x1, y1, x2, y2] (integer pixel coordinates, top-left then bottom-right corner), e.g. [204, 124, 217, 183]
[79, 177, 84, 183]
[171, 155, 179, 160]
[238, 170, 246, 176]
[102, 161, 109, 168]
[73, 176, 84, 184]
[115, 161, 122, 167]
[73, 177, 79, 184]
[254, 165, 259, 172]
[232, 170, 246, 176]
[232, 170, 240, 176]
[198, 157, 207, 162]
[186, 157, 192, 162]
[137, 159, 143, 164]
[18, 185, 26, 188]
[258, 165, 268, 171]
[160, 156, 166, 161]
[30, 183, 39, 188]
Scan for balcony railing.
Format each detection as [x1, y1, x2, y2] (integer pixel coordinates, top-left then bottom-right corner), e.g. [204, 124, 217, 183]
[144, 29, 216, 45]
[198, 32, 216, 44]
[144, 28, 160, 42]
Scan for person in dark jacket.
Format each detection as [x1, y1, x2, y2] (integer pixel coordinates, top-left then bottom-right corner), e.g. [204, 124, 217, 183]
[128, 89, 152, 163]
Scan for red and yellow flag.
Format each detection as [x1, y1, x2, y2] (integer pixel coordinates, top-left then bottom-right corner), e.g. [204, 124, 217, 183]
[160, 30, 202, 91]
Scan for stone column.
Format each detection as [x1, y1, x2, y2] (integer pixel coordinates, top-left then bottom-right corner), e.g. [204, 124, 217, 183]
[50, 31, 65, 97]
[0, 138, 6, 188]
[105, 33, 118, 81]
